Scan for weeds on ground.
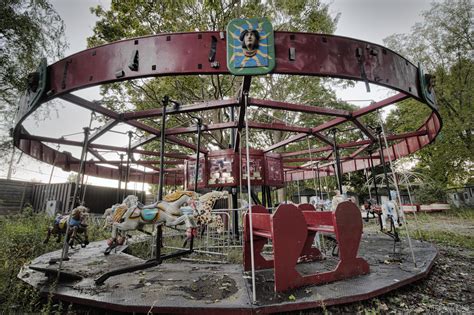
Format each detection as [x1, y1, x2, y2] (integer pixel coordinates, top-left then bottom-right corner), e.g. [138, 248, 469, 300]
[402, 207, 474, 249]
[0, 209, 108, 313]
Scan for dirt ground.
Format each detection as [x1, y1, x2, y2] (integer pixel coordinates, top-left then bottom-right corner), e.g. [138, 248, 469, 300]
[314, 211, 474, 314]
[319, 245, 473, 314]
[45, 210, 473, 314]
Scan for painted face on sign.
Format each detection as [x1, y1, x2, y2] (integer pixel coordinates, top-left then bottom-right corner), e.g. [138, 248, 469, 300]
[244, 32, 257, 49]
[240, 29, 260, 54]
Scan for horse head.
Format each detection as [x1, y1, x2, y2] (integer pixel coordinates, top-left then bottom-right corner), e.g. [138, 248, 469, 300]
[193, 190, 229, 229]
[122, 195, 139, 209]
[71, 205, 89, 222]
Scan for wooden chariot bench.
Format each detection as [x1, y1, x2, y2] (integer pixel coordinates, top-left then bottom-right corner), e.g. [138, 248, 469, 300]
[243, 201, 369, 292]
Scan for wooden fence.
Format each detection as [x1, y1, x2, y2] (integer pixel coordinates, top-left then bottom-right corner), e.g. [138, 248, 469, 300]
[0, 179, 34, 215]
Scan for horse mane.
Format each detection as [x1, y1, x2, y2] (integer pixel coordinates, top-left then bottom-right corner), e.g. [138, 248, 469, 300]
[163, 190, 195, 202]
[112, 205, 128, 223]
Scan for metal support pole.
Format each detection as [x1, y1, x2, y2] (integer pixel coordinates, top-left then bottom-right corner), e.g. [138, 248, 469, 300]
[266, 186, 272, 210]
[231, 187, 239, 240]
[194, 118, 202, 192]
[230, 104, 239, 240]
[158, 97, 168, 201]
[124, 131, 133, 196]
[378, 114, 417, 266]
[330, 128, 343, 194]
[244, 92, 257, 303]
[377, 128, 391, 200]
[368, 150, 379, 204]
[316, 162, 323, 199]
[117, 154, 124, 202]
[58, 127, 90, 272]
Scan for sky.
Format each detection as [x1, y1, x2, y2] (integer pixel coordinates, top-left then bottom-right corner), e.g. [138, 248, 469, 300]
[3, 0, 434, 188]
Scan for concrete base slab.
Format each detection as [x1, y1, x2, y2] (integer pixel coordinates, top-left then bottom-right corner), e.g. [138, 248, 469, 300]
[18, 233, 437, 314]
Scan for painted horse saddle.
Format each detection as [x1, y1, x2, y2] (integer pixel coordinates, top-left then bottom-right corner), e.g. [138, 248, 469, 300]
[129, 208, 160, 223]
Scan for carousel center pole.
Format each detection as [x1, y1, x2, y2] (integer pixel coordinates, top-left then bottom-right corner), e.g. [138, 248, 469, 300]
[194, 118, 202, 192]
[156, 96, 168, 262]
[330, 128, 343, 194]
[244, 91, 257, 303]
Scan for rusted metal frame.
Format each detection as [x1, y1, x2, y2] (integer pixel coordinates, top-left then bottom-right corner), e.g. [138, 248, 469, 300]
[88, 120, 119, 143]
[133, 149, 187, 159]
[265, 94, 408, 153]
[194, 118, 202, 192]
[42, 33, 422, 101]
[167, 135, 208, 153]
[130, 134, 157, 150]
[19, 133, 189, 160]
[164, 120, 312, 136]
[352, 93, 409, 117]
[248, 98, 351, 117]
[247, 121, 312, 134]
[88, 149, 107, 162]
[349, 144, 371, 159]
[60, 94, 120, 119]
[121, 99, 238, 120]
[78, 159, 183, 166]
[165, 121, 237, 136]
[281, 145, 333, 157]
[124, 131, 133, 192]
[61, 93, 205, 154]
[233, 76, 252, 152]
[283, 157, 326, 163]
[284, 166, 334, 173]
[147, 165, 182, 173]
[351, 118, 376, 141]
[312, 132, 333, 146]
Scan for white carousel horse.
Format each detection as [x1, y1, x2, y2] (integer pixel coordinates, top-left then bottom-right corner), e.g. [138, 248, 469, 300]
[107, 191, 197, 242]
[102, 203, 124, 229]
[105, 190, 229, 254]
[381, 200, 403, 230]
[331, 191, 347, 211]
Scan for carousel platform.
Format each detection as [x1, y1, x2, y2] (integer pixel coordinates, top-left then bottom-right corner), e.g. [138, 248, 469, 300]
[18, 233, 437, 314]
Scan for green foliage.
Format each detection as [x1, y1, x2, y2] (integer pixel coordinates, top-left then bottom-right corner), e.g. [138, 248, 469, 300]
[0, 0, 67, 160]
[384, 0, 473, 188]
[0, 212, 107, 312]
[413, 184, 447, 204]
[87, 0, 342, 158]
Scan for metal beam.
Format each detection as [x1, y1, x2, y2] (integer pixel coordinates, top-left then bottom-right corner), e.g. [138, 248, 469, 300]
[89, 120, 119, 143]
[122, 99, 238, 120]
[352, 118, 376, 141]
[233, 76, 252, 152]
[249, 98, 350, 117]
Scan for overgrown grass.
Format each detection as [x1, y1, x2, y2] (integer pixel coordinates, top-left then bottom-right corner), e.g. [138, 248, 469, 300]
[401, 207, 474, 249]
[0, 209, 108, 313]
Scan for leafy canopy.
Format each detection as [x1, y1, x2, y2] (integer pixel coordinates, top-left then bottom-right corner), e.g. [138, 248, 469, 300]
[87, 0, 346, 156]
[384, 0, 473, 187]
[0, 0, 66, 157]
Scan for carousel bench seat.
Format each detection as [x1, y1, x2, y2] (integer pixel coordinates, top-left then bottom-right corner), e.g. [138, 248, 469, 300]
[243, 202, 370, 292]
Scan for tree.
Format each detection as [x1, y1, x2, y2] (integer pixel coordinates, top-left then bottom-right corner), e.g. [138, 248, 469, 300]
[0, 0, 67, 160]
[87, 0, 342, 157]
[384, 0, 473, 188]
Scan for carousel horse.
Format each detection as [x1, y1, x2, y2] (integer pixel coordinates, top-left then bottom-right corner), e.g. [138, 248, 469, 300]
[102, 203, 126, 229]
[381, 200, 402, 231]
[44, 205, 90, 248]
[331, 191, 347, 211]
[104, 190, 228, 254]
